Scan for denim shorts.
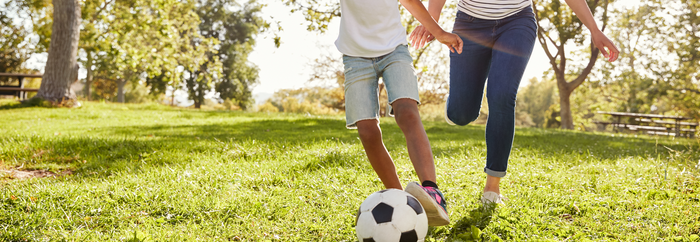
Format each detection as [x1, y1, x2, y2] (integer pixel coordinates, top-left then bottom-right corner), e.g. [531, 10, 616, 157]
[342, 44, 420, 129]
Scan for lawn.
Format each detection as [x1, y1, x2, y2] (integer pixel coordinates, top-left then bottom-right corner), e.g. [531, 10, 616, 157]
[1, 101, 699, 241]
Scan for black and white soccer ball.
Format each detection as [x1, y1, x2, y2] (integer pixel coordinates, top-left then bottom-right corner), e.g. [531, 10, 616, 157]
[355, 189, 428, 242]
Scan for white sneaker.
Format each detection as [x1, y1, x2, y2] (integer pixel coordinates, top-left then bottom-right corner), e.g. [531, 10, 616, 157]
[481, 191, 507, 205]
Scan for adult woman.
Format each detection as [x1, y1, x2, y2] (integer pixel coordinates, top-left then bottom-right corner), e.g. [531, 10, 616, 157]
[409, 0, 619, 204]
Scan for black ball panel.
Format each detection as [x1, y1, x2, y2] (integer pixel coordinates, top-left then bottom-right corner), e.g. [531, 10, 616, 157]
[406, 195, 424, 215]
[399, 230, 418, 242]
[371, 203, 394, 224]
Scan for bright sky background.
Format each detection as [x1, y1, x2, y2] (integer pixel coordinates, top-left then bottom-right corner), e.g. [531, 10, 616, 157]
[19, 0, 640, 102]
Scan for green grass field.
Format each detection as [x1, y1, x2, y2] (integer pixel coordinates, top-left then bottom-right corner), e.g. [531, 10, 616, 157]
[1, 101, 699, 241]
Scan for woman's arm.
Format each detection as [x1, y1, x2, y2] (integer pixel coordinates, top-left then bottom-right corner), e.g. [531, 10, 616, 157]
[409, 0, 447, 49]
[564, 0, 619, 62]
[400, 0, 462, 53]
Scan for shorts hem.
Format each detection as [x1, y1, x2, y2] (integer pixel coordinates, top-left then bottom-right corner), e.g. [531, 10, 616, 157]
[388, 96, 421, 106]
[346, 117, 380, 129]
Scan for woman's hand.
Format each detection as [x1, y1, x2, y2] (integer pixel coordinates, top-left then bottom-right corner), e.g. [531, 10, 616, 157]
[591, 30, 619, 62]
[409, 25, 436, 49]
[434, 31, 463, 54]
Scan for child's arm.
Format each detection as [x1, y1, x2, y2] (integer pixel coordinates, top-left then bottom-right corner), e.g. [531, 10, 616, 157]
[399, 0, 462, 54]
[408, 0, 446, 49]
[564, 0, 619, 62]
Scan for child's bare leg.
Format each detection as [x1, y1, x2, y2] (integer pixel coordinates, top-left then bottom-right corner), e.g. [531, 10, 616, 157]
[356, 119, 402, 189]
[391, 98, 436, 183]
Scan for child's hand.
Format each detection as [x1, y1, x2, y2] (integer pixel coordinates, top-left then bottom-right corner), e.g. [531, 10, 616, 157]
[410, 25, 462, 54]
[435, 31, 463, 54]
[409, 25, 435, 49]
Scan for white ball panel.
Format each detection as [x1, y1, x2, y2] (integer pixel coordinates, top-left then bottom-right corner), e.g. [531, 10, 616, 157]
[360, 191, 383, 212]
[355, 212, 377, 239]
[372, 223, 402, 242]
[380, 189, 408, 208]
[391, 204, 418, 232]
[414, 212, 429, 239]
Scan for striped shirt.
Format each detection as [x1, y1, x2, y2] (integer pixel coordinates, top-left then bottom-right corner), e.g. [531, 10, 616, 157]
[458, 0, 532, 20]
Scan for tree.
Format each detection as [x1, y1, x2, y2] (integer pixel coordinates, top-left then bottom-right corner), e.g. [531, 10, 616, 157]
[25, 0, 213, 103]
[34, 0, 81, 104]
[595, 3, 665, 116]
[594, 0, 700, 121]
[533, 0, 615, 129]
[0, 2, 32, 74]
[185, 0, 266, 109]
[517, 77, 557, 127]
[664, 0, 700, 119]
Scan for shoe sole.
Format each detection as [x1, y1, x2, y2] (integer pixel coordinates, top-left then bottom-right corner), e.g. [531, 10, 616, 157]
[405, 182, 450, 226]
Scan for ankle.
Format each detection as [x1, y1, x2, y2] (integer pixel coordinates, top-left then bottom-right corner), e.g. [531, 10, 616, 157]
[483, 175, 501, 194]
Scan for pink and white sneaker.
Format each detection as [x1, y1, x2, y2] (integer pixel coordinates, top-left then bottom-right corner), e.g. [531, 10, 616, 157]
[405, 181, 450, 226]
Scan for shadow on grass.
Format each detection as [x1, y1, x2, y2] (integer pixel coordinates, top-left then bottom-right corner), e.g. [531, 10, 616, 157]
[3, 116, 697, 180]
[427, 203, 497, 241]
[449, 204, 497, 241]
[425, 124, 698, 166]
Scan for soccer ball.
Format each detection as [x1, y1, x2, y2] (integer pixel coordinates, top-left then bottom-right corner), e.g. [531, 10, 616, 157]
[355, 189, 428, 242]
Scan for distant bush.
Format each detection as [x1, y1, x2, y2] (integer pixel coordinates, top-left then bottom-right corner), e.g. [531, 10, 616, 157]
[124, 84, 154, 104]
[257, 101, 278, 112]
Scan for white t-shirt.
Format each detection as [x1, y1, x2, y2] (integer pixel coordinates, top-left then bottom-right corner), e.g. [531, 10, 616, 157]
[335, 0, 408, 58]
[458, 0, 532, 20]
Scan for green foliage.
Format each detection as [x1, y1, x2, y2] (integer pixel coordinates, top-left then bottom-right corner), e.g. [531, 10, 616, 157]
[0, 103, 698, 240]
[0, 2, 32, 74]
[183, 0, 266, 110]
[124, 83, 156, 104]
[265, 87, 343, 115]
[257, 101, 278, 112]
[588, 0, 700, 124]
[517, 77, 558, 127]
[282, 0, 339, 33]
[544, 103, 562, 128]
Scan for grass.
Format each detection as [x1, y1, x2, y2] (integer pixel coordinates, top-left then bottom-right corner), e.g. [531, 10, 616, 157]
[0, 101, 699, 241]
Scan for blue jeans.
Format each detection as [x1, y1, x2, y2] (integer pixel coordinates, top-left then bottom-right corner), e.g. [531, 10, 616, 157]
[447, 7, 537, 178]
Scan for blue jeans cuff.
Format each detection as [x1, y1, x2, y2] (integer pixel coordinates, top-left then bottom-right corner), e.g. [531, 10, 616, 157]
[484, 168, 506, 178]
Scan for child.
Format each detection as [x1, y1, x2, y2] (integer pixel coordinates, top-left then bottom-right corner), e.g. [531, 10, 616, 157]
[336, 0, 462, 226]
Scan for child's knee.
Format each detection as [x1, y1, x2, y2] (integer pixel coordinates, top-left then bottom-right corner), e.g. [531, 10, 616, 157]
[356, 120, 381, 140]
[392, 99, 420, 123]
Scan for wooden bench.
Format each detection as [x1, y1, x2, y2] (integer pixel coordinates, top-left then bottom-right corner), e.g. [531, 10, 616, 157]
[0, 73, 42, 100]
[596, 111, 697, 138]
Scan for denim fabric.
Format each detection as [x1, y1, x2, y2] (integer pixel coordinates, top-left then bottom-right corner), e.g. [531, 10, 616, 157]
[343, 44, 420, 129]
[446, 7, 537, 177]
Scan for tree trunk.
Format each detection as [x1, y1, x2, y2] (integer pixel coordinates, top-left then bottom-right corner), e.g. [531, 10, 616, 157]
[36, 0, 81, 104]
[84, 52, 93, 100]
[117, 79, 126, 103]
[558, 87, 574, 130]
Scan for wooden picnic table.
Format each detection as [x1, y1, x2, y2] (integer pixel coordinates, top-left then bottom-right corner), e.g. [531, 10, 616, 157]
[0, 73, 43, 100]
[596, 111, 697, 138]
